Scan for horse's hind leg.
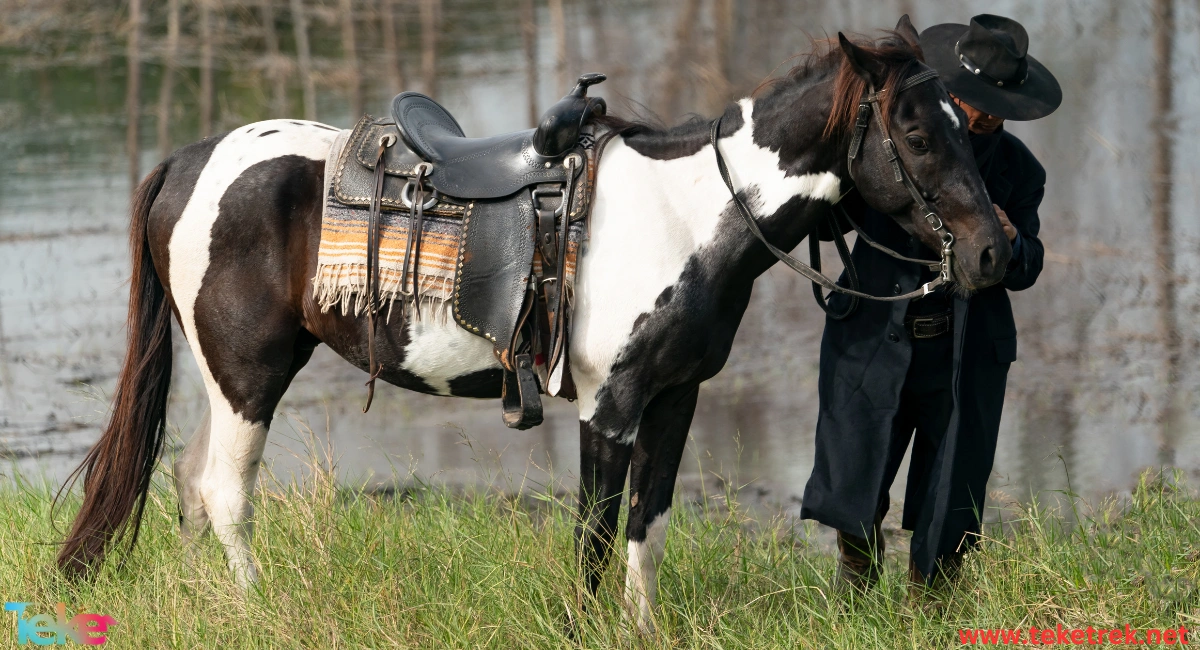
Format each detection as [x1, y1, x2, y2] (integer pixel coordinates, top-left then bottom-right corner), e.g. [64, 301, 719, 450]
[173, 331, 317, 553]
[174, 409, 212, 545]
[200, 328, 320, 587]
[623, 384, 699, 634]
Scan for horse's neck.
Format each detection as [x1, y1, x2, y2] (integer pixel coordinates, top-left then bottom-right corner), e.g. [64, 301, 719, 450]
[598, 98, 843, 280]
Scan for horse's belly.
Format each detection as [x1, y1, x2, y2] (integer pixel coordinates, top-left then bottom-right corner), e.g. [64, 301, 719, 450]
[390, 316, 504, 398]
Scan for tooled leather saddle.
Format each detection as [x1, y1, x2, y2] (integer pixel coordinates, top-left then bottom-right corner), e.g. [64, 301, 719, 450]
[337, 73, 609, 429]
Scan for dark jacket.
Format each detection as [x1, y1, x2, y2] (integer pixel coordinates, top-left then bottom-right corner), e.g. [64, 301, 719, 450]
[800, 129, 1046, 576]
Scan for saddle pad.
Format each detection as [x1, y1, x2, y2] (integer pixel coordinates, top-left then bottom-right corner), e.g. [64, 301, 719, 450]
[314, 130, 584, 322]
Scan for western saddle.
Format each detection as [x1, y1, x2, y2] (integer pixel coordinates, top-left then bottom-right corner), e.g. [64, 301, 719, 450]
[352, 74, 609, 429]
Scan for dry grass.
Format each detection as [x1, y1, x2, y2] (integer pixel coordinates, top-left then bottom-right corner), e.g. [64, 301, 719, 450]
[1, 458, 1197, 648]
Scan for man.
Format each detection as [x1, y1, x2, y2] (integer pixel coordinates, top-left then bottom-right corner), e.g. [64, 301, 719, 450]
[800, 14, 1061, 590]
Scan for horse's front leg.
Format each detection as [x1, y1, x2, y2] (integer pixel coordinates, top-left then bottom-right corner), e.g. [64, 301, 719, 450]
[575, 415, 636, 607]
[623, 383, 699, 634]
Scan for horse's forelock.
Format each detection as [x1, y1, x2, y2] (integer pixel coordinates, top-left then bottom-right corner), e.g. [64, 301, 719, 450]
[814, 33, 924, 141]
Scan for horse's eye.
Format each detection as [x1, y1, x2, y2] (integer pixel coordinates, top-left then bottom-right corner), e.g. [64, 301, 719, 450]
[906, 135, 929, 152]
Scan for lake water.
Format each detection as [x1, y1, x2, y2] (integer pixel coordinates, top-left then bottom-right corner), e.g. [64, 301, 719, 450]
[2, 0, 1198, 522]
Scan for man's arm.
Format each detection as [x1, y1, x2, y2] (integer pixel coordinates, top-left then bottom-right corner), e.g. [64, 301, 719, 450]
[998, 165, 1045, 291]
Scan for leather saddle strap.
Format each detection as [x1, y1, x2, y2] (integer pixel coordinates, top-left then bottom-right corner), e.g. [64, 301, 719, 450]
[399, 165, 430, 317]
[547, 154, 580, 376]
[363, 140, 390, 413]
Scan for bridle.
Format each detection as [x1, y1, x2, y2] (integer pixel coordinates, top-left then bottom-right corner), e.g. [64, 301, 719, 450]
[709, 66, 956, 319]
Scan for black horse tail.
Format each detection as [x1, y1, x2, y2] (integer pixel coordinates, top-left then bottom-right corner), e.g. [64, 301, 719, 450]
[58, 162, 172, 578]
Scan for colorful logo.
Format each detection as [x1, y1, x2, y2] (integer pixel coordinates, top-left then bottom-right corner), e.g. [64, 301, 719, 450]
[5, 602, 115, 646]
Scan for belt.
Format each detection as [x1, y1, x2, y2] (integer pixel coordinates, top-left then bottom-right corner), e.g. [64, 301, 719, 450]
[904, 310, 953, 339]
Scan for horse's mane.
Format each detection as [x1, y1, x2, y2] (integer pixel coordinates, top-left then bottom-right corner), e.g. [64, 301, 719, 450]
[596, 31, 923, 143]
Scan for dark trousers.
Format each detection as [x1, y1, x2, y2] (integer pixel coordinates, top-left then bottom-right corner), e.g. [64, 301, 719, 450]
[877, 333, 955, 531]
[835, 333, 964, 587]
[837, 332, 955, 573]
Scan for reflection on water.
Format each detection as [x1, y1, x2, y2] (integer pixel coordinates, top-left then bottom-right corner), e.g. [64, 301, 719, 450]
[2, 0, 1199, 518]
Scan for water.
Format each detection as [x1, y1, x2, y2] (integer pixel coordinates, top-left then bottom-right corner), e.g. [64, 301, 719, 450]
[2, 0, 1199, 519]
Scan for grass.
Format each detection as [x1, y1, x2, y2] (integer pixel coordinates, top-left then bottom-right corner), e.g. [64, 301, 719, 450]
[0, 458, 1197, 648]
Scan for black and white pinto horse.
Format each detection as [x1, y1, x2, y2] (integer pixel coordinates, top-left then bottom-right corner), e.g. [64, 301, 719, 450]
[60, 24, 1007, 632]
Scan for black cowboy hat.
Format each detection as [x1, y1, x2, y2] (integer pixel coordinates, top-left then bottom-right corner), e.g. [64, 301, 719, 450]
[919, 14, 1061, 121]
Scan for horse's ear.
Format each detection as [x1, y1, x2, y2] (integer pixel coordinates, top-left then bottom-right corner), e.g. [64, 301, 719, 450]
[895, 14, 921, 51]
[838, 32, 887, 87]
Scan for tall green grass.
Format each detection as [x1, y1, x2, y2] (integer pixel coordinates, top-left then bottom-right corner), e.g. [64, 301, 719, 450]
[0, 459, 1196, 648]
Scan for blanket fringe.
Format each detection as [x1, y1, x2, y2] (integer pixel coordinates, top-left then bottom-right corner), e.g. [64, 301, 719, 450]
[312, 262, 454, 322]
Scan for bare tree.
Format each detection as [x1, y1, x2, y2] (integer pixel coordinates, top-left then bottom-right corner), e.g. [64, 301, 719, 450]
[199, 0, 215, 137]
[420, 0, 440, 96]
[706, 0, 733, 115]
[262, 0, 288, 117]
[127, 0, 143, 193]
[158, 0, 181, 160]
[380, 0, 405, 92]
[656, 0, 701, 120]
[548, 0, 569, 91]
[520, 0, 539, 126]
[1151, 0, 1179, 464]
[290, 0, 316, 120]
[339, 0, 363, 117]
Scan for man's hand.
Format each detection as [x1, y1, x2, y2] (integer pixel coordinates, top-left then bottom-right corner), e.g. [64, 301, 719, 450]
[994, 203, 1017, 242]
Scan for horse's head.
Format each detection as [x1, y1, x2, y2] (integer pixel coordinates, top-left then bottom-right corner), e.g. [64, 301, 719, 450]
[830, 21, 1010, 291]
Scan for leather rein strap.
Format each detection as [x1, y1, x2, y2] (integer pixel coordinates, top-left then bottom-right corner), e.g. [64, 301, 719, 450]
[709, 67, 955, 312]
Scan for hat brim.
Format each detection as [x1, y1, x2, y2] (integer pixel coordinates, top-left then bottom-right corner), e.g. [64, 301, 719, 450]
[919, 23, 1061, 121]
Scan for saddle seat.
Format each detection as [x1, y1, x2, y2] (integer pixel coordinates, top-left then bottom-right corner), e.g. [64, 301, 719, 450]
[392, 73, 607, 199]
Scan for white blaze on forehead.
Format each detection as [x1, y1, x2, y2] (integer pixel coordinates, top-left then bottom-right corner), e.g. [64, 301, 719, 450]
[570, 98, 840, 430]
[941, 100, 961, 130]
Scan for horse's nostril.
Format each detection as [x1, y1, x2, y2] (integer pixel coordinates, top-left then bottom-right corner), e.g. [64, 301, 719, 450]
[979, 245, 1000, 277]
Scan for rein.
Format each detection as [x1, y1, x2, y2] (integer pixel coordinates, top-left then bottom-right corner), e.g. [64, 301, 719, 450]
[709, 67, 955, 317]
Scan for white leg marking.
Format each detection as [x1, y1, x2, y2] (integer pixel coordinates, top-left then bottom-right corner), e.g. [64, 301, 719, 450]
[200, 397, 268, 588]
[400, 317, 501, 395]
[624, 508, 671, 634]
[167, 120, 336, 585]
[941, 100, 961, 130]
[571, 99, 839, 433]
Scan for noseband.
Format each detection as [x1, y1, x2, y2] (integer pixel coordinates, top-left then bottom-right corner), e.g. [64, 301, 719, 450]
[710, 67, 955, 317]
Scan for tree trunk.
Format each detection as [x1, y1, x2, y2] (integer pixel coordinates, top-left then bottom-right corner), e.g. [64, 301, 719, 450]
[706, 0, 733, 114]
[157, 0, 180, 160]
[656, 0, 701, 121]
[1151, 0, 1179, 464]
[420, 0, 439, 96]
[127, 0, 143, 194]
[291, 0, 316, 120]
[339, 0, 363, 117]
[381, 0, 404, 91]
[262, 0, 287, 118]
[520, 0, 538, 126]
[199, 0, 215, 137]
[548, 0, 569, 91]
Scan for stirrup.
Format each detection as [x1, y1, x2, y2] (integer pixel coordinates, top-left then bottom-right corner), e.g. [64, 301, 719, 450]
[501, 353, 543, 430]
